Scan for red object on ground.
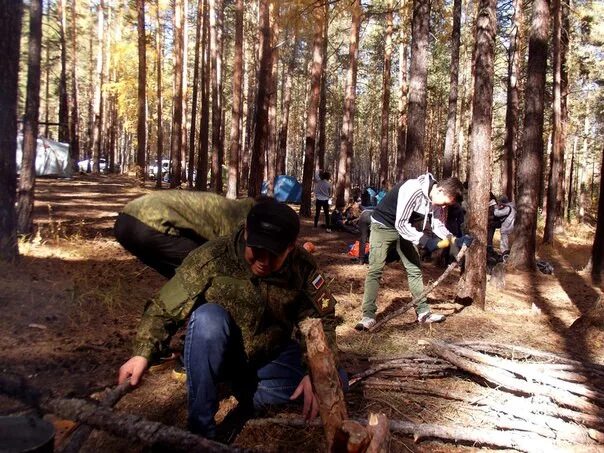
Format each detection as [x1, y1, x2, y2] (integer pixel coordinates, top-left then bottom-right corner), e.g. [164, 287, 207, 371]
[348, 241, 370, 257]
[303, 241, 316, 254]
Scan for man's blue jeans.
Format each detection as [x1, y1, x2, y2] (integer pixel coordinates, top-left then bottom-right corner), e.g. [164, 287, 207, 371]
[185, 303, 312, 437]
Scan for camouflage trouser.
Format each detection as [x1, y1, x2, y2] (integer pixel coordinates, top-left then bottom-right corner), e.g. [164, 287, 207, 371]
[361, 223, 428, 319]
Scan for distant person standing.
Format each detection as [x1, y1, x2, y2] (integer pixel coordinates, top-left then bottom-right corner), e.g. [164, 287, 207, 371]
[314, 170, 332, 232]
[494, 196, 516, 255]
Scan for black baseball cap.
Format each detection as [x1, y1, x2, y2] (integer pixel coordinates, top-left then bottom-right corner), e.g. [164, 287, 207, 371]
[246, 200, 300, 255]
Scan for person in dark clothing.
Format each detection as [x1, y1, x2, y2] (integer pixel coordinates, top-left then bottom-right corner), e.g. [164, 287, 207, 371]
[332, 203, 359, 234]
[356, 209, 373, 264]
[313, 170, 332, 231]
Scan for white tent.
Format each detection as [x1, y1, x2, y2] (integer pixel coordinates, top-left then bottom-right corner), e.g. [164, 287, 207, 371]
[16, 135, 74, 178]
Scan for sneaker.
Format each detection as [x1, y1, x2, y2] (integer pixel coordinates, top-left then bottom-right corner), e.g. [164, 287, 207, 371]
[326, 228, 332, 233]
[171, 362, 187, 383]
[355, 317, 376, 331]
[417, 312, 445, 324]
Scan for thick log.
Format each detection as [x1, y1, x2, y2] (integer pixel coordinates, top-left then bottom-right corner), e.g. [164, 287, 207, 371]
[59, 381, 132, 453]
[364, 379, 603, 443]
[366, 413, 389, 453]
[447, 343, 604, 402]
[249, 417, 592, 453]
[429, 340, 602, 414]
[332, 420, 370, 453]
[369, 244, 468, 332]
[0, 374, 248, 453]
[299, 318, 348, 451]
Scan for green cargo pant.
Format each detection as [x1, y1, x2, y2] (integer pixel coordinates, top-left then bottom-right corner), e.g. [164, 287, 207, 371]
[361, 222, 429, 319]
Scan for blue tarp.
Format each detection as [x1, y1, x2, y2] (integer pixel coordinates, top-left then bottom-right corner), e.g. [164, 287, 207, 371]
[261, 175, 302, 203]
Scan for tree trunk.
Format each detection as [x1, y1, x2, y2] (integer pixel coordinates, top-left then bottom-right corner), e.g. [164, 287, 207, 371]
[196, 0, 209, 191]
[300, 4, 325, 218]
[508, 0, 550, 270]
[69, 0, 80, 165]
[16, 0, 43, 236]
[316, 1, 329, 173]
[442, 0, 461, 179]
[403, 0, 430, 178]
[248, 0, 271, 198]
[543, 0, 565, 244]
[91, 1, 104, 173]
[265, 1, 279, 194]
[455, 0, 497, 309]
[209, 0, 224, 193]
[136, 0, 147, 181]
[502, 0, 523, 200]
[226, 0, 243, 199]
[591, 145, 604, 276]
[170, 0, 184, 187]
[335, 0, 361, 207]
[188, 0, 203, 188]
[379, 2, 393, 187]
[155, 0, 164, 188]
[396, 40, 408, 182]
[0, 1, 23, 261]
[58, 0, 69, 143]
[277, 34, 297, 176]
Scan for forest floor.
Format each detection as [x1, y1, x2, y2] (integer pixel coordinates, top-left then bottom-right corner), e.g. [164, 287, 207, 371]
[1, 174, 603, 452]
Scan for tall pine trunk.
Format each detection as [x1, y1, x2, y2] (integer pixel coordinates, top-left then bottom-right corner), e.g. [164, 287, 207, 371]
[209, 0, 224, 193]
[136, 0, 147, 181]
[188, 0, 203, 188]
[300, 4, 325, 218]
[226, 0, 243, 199]
[455, 0, 497, 309]
[0, 2, 23, 261]
[248, 0, 271, 198]
[58, 0, 69, 143]
[170, 0, 184, 187]
[155, 0, 164, 188]
[502, 0, 523, 200]
[396, 41, 408, 182]
[335, 0, 361, 206]
[442, 0, 461, 179]
[316, 1, 329, 173]
[196, 0, 210, 191]
[16, 0, 42, 235]
[91, 0, 104, 173]
[403, 0, 430, 178]
[69, 0, 80, 165]
[379, 2, 393, 187]
[590, 145, 604, 276]
[543, 0, 566, 244]
[266, 1, 280, 194]
[277, 34, 297, 176]
[508, 0, 550, 270]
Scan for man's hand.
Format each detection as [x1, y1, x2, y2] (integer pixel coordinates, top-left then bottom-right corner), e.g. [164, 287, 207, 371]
[118, 356, 149, 386]
[290, 375, 320, 421]
[424, 237, 451, 252]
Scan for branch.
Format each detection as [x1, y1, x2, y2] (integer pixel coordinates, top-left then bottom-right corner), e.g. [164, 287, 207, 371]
[369, 244, 468, 332]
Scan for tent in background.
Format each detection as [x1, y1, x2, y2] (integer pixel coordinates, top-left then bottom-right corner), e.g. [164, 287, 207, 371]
[16, 135, 73, 178]
[261, 175, 302, 203]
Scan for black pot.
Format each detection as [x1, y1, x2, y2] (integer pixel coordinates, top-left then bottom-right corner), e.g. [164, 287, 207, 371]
[0, 415, 55, 453]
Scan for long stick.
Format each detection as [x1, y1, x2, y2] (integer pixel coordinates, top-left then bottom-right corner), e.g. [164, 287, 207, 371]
[369, 244, 468, 332]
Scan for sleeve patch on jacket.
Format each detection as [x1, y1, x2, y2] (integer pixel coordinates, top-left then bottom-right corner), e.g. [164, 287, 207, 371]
[312, 274, 325, 290]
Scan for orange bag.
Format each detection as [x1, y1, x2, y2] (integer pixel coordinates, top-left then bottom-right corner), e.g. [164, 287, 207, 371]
[348, 241, 370, 257]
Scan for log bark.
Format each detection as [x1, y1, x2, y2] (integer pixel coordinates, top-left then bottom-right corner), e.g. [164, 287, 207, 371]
[429, 340, 601, 414]
[349, 359, 455, 386]
[299, 318, 347, 451]
[366, 413, 389, 453]
[332, 420, 370, 453]
[369, 244, 467, 331]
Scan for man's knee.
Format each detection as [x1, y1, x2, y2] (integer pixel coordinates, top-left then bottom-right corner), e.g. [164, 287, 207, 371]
[189, 304, 231, 342]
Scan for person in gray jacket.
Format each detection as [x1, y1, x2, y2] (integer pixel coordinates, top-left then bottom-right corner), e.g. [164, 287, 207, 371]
[493, 196, 516, 254]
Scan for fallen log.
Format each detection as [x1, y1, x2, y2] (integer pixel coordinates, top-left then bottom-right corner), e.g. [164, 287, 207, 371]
[459, 341, 604, 377]
[447, 343, 604, 402]
[0, 374, 249, 453]
[368, 244, 468, 332]
[249, 416, 591, 453]
[428, 340, 602, 415]
[363, 379, 603, 444]
[299, 318, 349, 451]
[332, 420, 370, 453]
[59, 381, 132, 453]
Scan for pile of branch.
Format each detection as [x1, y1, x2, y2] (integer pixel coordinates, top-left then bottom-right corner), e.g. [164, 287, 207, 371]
[356, 340, 604, 451]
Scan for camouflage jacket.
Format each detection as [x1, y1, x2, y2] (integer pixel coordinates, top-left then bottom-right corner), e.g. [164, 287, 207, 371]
[122, 191, 255, 240]
[132, 227, 339, 367]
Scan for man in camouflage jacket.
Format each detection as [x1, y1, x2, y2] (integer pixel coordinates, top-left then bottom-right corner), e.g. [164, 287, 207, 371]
[118, 200, 344, 437]
[114, 191, 255, 277]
